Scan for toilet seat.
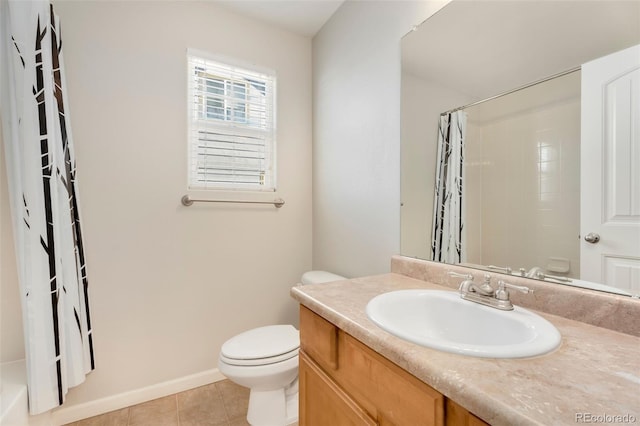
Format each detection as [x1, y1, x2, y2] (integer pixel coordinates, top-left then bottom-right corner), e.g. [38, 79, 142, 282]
[217, 271, 345, 426]
[221, 325, 300, 366]
[220, 348, 299, 366]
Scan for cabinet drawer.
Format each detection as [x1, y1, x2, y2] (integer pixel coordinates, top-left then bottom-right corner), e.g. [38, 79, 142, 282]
[299, 351, 377, 426]
[336, 333, 445, 426]
[300, 305, 339, 370]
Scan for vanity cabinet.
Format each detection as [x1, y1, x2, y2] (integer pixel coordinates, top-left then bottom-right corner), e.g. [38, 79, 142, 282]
[445, 400, 491, 426]
[299, 351, 377, 425]
[299, 306, 489, 426]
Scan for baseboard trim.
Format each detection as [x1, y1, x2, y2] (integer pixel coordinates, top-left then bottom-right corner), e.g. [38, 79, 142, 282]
[50, 368, 226, 425]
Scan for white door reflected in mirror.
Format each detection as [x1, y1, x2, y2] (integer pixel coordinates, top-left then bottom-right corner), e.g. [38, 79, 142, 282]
[580, 44, 640, 296]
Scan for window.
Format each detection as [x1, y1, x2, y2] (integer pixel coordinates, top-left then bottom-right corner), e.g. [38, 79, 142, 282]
[187, 50, 276, 191]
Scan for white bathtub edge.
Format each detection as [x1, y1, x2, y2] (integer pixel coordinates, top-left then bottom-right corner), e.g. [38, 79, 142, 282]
[1, 359, 29, 426]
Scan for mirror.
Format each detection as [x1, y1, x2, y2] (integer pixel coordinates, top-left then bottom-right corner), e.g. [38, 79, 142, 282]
[400, 0, 640, 296]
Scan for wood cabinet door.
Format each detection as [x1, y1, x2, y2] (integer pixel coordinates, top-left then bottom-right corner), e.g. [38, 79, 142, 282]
[299, 351, 377, 426]
[300, 306, 339, 371]
[336, 333, 444, 426]
[445, 399, 490, 426]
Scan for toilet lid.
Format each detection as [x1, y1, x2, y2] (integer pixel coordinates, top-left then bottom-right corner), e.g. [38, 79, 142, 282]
[301, 271, 346, 285]
[221, 325, 300, 361]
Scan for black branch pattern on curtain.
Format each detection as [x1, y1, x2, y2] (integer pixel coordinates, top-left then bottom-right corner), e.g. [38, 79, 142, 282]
[456, 118, 464, 261]
[48, 4, 94, 368]
[432, 117, 452, 262]
[23, 195, 31, 228]
[431, 112, 465, 264]
[34, 15, 64, 405]
[11, 36, 26, 67]
[6, 2, 95, 412]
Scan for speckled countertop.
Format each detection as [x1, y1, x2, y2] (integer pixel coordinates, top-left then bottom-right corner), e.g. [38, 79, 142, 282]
[290, 273, 640, 426]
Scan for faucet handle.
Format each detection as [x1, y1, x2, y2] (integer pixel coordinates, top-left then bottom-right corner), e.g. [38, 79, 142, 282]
[478, 274, 495, 294]
[447, 271, 473, 280]
[496, 280, 533, 301]
[487, 265, 512, 275]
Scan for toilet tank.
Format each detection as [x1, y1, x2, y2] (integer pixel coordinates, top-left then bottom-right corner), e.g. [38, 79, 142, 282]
[301, 271, 346, 285]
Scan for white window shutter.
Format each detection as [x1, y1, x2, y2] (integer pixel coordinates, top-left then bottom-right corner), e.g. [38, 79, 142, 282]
[187, 51, 276, 191]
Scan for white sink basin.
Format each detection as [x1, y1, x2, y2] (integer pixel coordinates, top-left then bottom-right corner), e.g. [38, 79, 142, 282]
[366, 290, 561, 358]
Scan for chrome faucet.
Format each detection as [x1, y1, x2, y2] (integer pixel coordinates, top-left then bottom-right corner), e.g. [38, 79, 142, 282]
[448, 272, 533, 311]
[526, 266, 544, 278]
[458, 273, 495, 296]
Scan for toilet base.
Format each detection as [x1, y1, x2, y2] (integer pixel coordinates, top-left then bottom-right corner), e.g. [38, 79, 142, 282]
[247, 387, 298, 426]
[285, 390, 299, 425]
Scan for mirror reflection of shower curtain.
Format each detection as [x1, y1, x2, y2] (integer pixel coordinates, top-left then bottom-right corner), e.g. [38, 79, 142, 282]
[431, 111, 466, 263]
[1, 1, 94, 414]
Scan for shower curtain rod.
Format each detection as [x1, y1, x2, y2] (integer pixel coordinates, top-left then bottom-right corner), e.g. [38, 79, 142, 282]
[440, 66, 581, 116]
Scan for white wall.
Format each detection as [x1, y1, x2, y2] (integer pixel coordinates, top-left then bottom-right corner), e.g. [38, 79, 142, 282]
[463, 121, 484, 264]
[312, 1, 449, 277]
[1, 0, 312, 415]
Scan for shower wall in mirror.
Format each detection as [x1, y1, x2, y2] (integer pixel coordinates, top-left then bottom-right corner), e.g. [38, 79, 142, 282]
[463, 71, 580, 278]
[400, 0, 640, 296]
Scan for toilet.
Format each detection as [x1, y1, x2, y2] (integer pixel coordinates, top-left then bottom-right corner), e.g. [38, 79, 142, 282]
[218, 271, 346, 426]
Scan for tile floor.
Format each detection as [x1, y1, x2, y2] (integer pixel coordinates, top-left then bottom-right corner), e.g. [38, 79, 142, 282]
[64, 380, 250, 426]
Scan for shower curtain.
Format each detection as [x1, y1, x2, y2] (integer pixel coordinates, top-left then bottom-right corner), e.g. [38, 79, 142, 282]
[1, 0, 94, 414]
[431, 110, 466, 264]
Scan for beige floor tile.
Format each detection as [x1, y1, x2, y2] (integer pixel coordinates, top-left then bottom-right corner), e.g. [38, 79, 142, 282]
[128, 395, 177, 426]
[178, 410, 228, 426]
[227, 418, 251, 426]
[216, 380, 250, 420]
[177, 383, 222, 410]
[63, 408, 129, 426]
[63, 380, 266, 426]
[177, 383, 228, 426]
[129, 411, 178, 426]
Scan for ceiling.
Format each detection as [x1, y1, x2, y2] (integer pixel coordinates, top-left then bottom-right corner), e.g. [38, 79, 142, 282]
[217, 0, 345, 37]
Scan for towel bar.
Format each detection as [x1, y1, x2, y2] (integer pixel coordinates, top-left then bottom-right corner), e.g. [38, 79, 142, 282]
[181, 195, 285, 208]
